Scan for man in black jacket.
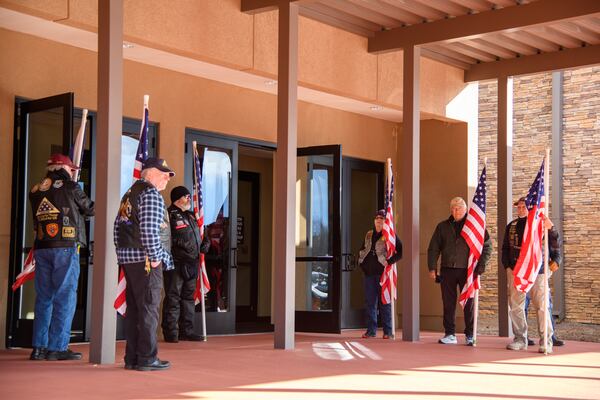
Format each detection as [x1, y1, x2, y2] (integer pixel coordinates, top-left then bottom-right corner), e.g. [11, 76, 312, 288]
[427, 197, 492, 346]
[162, 186, 209, 342]
[29, 154, 94, 361]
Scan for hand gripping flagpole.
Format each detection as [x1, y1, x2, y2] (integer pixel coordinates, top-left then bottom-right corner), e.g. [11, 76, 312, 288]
[472, 157, 487, 348]
[193, 141, 208, 341]
[543, 149, 550, 355]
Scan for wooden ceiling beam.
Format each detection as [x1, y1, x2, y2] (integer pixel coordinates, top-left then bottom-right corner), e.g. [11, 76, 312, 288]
[412, 0, 468, 17]
[369, 0, 600, 53]
[346, 0, 423, 25]
[467, 38, 517, 58]
[465, 44, 600, 81]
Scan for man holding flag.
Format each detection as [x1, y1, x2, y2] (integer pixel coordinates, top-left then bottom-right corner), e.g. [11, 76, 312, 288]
[503, 193, 561, 353]
[358, 209, 402, 339]
[428, 196, 492, 345]
[113, 157, 175, 371]
[28, 154, 94, 361]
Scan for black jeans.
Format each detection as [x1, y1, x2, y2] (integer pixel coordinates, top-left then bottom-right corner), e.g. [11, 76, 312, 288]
[161, 263, 196, 338]
[122, 261, 163, 366]
[440, 267, 474, 337]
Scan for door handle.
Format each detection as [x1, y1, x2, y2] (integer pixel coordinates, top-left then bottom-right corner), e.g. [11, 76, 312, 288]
[341, 253, 356, 272]
[231, 247, 238, 269]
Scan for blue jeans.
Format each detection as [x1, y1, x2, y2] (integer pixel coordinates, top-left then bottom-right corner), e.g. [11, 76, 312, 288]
[32, 246, 80, 351]
[364, 274, 391, 336]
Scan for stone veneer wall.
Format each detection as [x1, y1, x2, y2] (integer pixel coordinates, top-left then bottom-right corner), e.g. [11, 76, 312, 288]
[478, 66, 600, 326]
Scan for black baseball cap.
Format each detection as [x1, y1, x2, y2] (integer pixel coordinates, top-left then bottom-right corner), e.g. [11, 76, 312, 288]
[374, 209, 386, 219]
[142, 157, 175, 177]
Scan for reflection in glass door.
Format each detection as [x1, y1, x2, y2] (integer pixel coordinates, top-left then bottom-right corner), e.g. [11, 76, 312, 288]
[184, 131, 238, 334]
[296, 145, 341, 333]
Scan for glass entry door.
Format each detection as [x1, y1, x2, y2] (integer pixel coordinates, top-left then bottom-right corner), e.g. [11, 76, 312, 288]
[295, 145, 341, 333]
[8, 93, 75, 347]
[341, 158, 384, 329]
[184, 132, 238, 334]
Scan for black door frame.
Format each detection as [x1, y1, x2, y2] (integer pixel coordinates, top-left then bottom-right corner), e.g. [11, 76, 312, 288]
[340, 157, 385, 329]
[7, 93, 74, 348]
[185, 129, 239, 334]
[236, 171, 260, 324]
[295, 144, 342, 333]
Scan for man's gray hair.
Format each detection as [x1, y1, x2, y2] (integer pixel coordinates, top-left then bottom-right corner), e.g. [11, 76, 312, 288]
[140, 168, 151, 179]
[450, 197, 467, 209]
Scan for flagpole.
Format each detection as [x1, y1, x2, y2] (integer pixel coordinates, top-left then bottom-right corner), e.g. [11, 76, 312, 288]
[386, 158, 396, 340]
[193, 141, 208, 341]
[72, 108, 88, 182]
[472, 157, 487, 347]
[543, 149, 550, 355]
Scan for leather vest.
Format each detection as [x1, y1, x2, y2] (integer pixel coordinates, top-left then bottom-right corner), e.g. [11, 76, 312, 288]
[29, 170, 86, 248]
[507, 217, 526, 267]
[117, 180, 156, 249]
[358, 230, 388, 267]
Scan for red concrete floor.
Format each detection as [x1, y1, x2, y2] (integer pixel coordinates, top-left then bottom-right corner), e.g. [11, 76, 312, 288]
[1, 330, 599, 400]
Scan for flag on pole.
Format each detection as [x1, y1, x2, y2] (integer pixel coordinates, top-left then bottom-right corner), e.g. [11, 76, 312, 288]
[380, 160, 397, 305]
[459, 165, 487, 308]
[192, 143, 211, 304]
[11, 249, 35, 292]
[12, 111, 89, 291]
[513, 159, 546, 293]
[132, 98, 149, 180]
[114, 96, 150, 316]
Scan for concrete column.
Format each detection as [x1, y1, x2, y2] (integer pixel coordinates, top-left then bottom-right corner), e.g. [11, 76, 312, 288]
[551, 71, 565, 320]
[497, 75, 513, 337]
[273, 1, 298, 350]
[90, 0, 123, 364]
[401, 45, 420, 342]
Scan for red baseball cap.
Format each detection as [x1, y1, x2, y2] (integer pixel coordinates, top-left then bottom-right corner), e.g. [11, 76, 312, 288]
[47, 153, 79, 170]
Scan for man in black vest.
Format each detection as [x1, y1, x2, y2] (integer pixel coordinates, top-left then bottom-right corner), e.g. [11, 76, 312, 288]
[114, 157, 174, 371]
[29, 154, 94, 361]
[162, 186, 209, 342]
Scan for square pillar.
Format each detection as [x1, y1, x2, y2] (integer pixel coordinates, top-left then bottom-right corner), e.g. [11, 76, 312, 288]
[273, 1, 298, 350]
[401, 45, 420, 342]
[90, 0, 123, 364]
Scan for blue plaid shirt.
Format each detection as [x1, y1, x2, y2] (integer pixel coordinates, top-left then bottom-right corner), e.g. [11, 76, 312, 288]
[113, 181, 173, 270]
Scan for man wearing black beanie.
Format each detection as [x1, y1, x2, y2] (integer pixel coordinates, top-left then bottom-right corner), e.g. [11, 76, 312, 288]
[163, 186, 209, 342]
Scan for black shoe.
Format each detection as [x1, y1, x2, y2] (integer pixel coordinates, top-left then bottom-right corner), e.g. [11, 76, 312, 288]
[124, 364, 137, 370]
[30, 347, 47, 361]
[527, 338, 535, 346]
[164, 336, 179, 343]
[46, 348, 82, 361]
[136, 359, 170, 371]
[179, 333, 204, 342]
[553, 337, 565, 347]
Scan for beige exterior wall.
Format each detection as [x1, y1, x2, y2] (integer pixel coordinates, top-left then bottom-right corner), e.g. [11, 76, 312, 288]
[0, 2, 470, 346]
[0, 0, 466, 116]
[396, 119, 470, 332]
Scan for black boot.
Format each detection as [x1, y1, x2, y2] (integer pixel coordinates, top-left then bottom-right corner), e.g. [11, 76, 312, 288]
[29, 347, 47, 361]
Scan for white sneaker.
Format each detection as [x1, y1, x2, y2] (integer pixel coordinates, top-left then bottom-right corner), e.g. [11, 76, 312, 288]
[539, 346, 553, 354]
[506, 340, 527, 351]
[438, 334, 457, 344]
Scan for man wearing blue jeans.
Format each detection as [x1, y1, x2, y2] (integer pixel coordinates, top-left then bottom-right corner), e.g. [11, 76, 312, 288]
[358, 210, 402, 339]
[29, 154, 94, 361]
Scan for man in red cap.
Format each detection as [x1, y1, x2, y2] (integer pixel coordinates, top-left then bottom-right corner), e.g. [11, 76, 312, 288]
[28, 153, 94, 361]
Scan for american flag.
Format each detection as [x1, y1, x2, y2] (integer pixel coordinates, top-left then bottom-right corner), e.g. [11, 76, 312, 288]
[11, 249, 35, 292]
[132, 100, 149, 180]
[459, 165, 487, 308]
[192, 142, 211, 303]
[114, 96, 150, 316]
[513, 159, 546, 293]
[380, 160, 397, 305]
